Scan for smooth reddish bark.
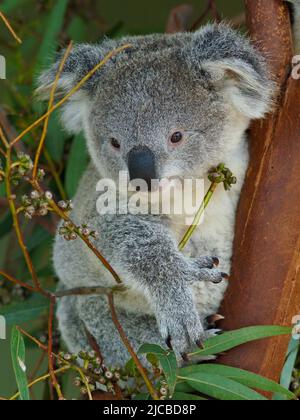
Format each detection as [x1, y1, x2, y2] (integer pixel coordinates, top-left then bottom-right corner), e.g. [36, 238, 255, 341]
[219, 0, 300, 384]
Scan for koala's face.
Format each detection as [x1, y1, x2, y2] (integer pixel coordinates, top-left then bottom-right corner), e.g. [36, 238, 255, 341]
[87, 55, 227, 188]
[38, 26, 274, 191]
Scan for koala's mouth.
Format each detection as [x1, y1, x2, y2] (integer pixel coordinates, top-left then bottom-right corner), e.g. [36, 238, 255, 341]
[129, 176, 183, 195]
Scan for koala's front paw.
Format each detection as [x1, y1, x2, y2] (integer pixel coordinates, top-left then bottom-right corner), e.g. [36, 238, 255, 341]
[190, 256, 229, 284]
[155, 286, 206, 359]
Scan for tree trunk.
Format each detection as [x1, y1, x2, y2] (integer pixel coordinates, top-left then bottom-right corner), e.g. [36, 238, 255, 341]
[219, 0, 300, 384]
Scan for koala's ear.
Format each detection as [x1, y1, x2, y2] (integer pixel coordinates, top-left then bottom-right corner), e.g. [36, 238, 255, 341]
[187, 24, 275, 119]
[36, 42, 116, 134]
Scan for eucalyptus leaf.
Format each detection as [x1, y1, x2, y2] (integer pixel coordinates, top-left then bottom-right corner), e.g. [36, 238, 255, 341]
[190, 326, 292, 357]
[179, 372, 267, 401]
[11, 326, 30, 400]
[1, 295, 49, 326]
[171, 392, 207, 401]
[138, 343, 177, 395]
[274, 338, 300, 400]
[179, 364, 295, 400]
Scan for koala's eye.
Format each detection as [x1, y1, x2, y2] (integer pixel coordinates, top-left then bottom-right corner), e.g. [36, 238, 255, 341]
[170, 131, 183, 145]
[110, 138, 121, 150]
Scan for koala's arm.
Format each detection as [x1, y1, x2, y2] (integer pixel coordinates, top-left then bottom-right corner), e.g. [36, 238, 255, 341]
[91, 213, 226, 356]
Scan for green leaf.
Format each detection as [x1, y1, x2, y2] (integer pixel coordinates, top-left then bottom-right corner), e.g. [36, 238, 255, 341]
[0, 294, 49, 326]
[124, 358, 138, 376]
[65, 134, 89, 198]
[190, 326, 292, 357]
[179, 372, 267, 401]
[35, 0, 69, 71]
[138, 343, 177, 396]
[174, 381, 195, 394]
[133, 393, 151, 400]
[179, 364, 295, 400]
[11, 326, 30, 400]
[171, 392, 207, 401]
[274, 338, 300, 400]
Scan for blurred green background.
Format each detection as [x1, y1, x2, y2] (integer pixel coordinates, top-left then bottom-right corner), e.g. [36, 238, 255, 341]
[0, 0, 254, 400]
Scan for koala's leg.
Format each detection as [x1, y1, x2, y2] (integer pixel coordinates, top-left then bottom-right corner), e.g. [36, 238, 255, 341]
[57, 294, 164, 366]
[86, 214, 228, 358]
[56, 294, 90, 355]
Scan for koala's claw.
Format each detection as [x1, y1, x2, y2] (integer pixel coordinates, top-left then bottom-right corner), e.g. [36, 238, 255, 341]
[197, 268, 229, 284]
[196, 339, 205, 349]
[181, 353, 190, 363]
[194, 256, 219, 269]
[190, 257, 228, 284]
[166, 335, 173, 350]
[157, 290, 207, 357]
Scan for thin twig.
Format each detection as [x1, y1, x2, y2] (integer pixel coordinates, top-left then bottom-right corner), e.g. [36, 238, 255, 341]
[9, 367, 70, 401]
[10, 44, 132, 148]
[55, 285, 125, 298]
[178, 182, 218, 251]
[48, 296, 63, 399]
[43, 148, 67, 201]
[84, 327, 123, 399]
[190, 2, 211, 31]
[0, 124, 9, 149]
[4, 148, 49, 295]
[0, 11, 22, 44]
[209, 0, 221, 23]
[32, 42, 73, 180]
[0, 270, 37, 293]
[48, 198, 122, 284]
[190, 0, 221, 31]
[17, 327, 105, 383]
[108, 293, 159, 400]
[75, 366, 93, 401]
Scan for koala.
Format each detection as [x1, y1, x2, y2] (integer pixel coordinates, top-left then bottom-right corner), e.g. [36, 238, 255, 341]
[37, 5, 299, 366]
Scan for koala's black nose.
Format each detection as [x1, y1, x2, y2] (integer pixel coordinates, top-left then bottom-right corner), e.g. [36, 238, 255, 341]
[128, 146, 156, 191]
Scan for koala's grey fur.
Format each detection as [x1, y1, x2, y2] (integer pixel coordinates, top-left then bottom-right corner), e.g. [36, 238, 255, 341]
[37, 12, 299, 366]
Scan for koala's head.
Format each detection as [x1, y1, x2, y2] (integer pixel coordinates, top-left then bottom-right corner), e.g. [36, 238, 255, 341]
[37, 24, 274, 190]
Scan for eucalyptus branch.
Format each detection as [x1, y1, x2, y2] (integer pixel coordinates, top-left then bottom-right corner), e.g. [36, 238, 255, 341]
[10, 367, 70, 401]
[55, 285, 126, 298]
[4, 147, 48, 295]
[32, 41, 73, 181]
[0, 270, 37, 293]
[0, 11, 22, 44]
[179, 164, 236, 251]
[0, 124, 9, 149]
[108, 293, 159, 401]
[47, 197, 122, 285]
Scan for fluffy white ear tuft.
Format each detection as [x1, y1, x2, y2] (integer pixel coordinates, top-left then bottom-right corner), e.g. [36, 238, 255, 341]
[202, 58, 275, 119]
[36, 74, 91, 135]
[35, 43, 111, 134]
[188, 24, 276, 120]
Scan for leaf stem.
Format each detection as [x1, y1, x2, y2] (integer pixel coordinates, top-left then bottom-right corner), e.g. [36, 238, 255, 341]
[179, 182, 218, 251]
[0, 11, 22, 44]
[108, 293, 159, 400]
